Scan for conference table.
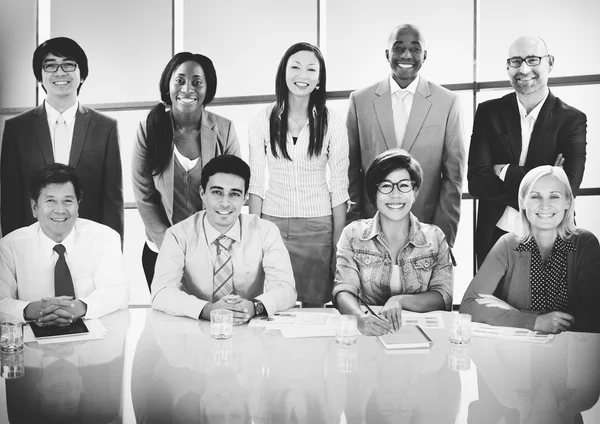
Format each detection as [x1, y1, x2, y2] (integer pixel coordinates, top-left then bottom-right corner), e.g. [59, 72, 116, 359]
[1, 307, 599, 423]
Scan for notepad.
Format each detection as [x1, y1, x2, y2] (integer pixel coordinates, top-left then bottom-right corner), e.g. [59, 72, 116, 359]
[376, 325, 433, 350]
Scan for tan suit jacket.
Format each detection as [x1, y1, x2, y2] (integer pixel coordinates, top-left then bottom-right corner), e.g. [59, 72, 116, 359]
[347, 77, 465, 246]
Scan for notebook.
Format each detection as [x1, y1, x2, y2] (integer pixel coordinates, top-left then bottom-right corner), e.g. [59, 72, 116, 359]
[29, 319, 89, 339]
[376, 325, 433, 350]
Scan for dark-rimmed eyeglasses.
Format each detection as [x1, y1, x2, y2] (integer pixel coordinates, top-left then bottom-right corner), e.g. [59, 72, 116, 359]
[42, 62, 78, 73]
[506, 55, 549, 68]
[377, 180, 415, 194]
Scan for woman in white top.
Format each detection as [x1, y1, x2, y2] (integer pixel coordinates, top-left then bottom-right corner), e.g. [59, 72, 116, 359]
[248, 42, 349, 307]
[132, 52, 240, 290]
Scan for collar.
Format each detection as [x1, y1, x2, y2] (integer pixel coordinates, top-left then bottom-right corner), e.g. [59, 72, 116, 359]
[38, 222, 76, 260]
[204, 213, 241, 246]
[361, 212, 429, 247]
[516, 91, 548, 121]
[389, 74, 420, 97]
[45, 100, 79, 125]
[515, 236, 577, 253]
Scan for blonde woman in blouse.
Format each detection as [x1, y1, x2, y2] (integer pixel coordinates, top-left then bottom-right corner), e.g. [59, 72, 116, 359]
[248, 42, 349, 307]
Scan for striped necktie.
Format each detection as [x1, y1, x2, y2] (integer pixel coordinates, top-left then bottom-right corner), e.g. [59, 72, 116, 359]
[213, 235, 234, 301]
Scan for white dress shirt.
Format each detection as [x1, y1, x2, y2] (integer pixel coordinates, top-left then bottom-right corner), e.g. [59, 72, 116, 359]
[496, 92, 549, 232]
[151, 211, 297, 319]
[248, 104, 349, 218]
[0, 219, 129, 321]
[45, 100, 78, 164]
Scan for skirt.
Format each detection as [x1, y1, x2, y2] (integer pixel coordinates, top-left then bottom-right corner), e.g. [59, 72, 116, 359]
[262, 215, 333, 304]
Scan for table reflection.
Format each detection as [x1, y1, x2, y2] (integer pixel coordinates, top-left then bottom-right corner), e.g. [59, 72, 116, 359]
[5, 310, 129, 423]
[468, 333, 600, 424]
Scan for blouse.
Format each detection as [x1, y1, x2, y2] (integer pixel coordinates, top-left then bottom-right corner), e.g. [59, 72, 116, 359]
[248, 104, 349, 218]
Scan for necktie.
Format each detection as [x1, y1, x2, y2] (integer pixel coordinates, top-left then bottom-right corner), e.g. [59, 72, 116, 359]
[213, 235, 234, 301]
[54, 114, 70, 164]
[393, 90, 410, 147]
[54, 244, 75, 297]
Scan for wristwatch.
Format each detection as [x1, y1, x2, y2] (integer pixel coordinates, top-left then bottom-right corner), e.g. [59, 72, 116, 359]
[252, 299, 266, 317]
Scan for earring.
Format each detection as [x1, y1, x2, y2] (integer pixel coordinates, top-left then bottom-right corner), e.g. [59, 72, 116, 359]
[315, 85, 320, 90]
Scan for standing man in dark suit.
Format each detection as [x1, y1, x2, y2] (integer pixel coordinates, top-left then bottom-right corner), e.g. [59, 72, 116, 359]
[347, 24, 465, 248]
[1, 37, 123, 242]
[468, 35, 586, 267]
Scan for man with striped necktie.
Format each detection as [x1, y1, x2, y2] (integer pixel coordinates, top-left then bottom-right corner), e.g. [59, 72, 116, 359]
[151, 155, 297, 323]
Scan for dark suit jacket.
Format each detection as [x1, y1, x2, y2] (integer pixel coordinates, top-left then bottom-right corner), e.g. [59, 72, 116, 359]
[347, 77, 466, 246]
[468, 91, 587, 265]
[1, 103, 124, 241]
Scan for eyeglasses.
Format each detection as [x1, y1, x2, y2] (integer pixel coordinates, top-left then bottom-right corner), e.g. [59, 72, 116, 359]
[506, 55, 549, 68]
[377, 180, 415, 194]
[42, 62, 78, 73]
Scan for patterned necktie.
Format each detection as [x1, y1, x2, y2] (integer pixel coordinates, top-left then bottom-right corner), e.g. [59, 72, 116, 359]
[393, 90, 410, 147]
[54, 244, 75, 297]
[213, 235, 234, 301]
[54, 114, 70, 164]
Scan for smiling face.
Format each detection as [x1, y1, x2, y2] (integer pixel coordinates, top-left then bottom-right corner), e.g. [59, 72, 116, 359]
[41, 53, 81, 105]
[31, 182, 79, 243]
[507, 36, 552, 96]
[169, 60, 206, 114]
[523, 174, 569, 236]
[200, 173, 246, 233]
[285, 50, 321, 98]
[385, 26, 427, 88]
[375, 168, 416, 225]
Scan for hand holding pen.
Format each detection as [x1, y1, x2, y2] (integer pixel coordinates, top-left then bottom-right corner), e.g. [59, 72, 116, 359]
[357, 296, 393, 336]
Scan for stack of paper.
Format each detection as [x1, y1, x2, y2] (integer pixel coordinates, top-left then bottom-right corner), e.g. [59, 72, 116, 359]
[24, 319, 108, 345]
[471, 322, 555, 343]
[250, 312, 339, 338]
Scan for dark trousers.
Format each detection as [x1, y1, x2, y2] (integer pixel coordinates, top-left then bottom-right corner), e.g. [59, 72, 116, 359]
[142, 242, 158, 292]
[477, 226, 508, 270]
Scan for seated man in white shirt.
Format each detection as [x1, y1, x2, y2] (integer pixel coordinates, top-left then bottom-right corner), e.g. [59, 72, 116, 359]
[0, 163, 129, 325]
[151, 155, 297, 323]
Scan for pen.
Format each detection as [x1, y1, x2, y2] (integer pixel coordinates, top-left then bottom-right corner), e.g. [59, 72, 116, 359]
[357, 296, 386, 322]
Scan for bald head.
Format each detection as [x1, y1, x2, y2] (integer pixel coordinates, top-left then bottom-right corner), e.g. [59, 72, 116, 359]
[508, 35, 549, 58]
[388, 24, 426, 49]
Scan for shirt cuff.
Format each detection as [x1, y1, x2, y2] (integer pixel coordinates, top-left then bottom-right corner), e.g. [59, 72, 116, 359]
[331, 191, 350, 209]
[498, 164, 509, 181]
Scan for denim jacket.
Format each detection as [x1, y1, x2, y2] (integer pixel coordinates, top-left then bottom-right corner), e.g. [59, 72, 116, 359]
[333, 212, 453, 310]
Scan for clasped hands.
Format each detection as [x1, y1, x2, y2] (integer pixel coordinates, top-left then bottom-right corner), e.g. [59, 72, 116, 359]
[357, 295, 403, 336]
[493, 154, 564, 177]
[24, 296, 87, 326]
[201, 294, 255, 325]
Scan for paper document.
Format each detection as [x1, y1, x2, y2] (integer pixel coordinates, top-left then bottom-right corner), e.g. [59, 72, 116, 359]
[24, 319, 107, 345]
[249, 311, 338, 330]
[471, 322, 555, 343]
[400, 311, 445, 329]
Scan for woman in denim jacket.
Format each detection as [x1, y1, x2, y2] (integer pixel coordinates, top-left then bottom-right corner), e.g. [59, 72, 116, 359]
[333, 149, 453, 336]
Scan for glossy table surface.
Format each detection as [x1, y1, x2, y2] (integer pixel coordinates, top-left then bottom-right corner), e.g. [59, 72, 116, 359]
[1, 308, 599, 424]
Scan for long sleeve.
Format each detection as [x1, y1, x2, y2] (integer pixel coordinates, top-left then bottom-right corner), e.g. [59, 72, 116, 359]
[432, 94, 465, 247]
[0, 242, 30, 320]
[459, 237, 538, 330]
[426, 230, 454, 310]
[332, 225, 361, 300]
[131, 120, 171, 248]
[78, 228, 129, 319]
[326, 110, 350, 208]
[467, 102, 517, 208]
[248, 108, 268, 200]
[572, 231, 600, 333]
[100, 119, 124, 245]
[222, 118, 241, 156]
[346, 92, 363, 223]
[254, 222, 297, 316]
[1, 120, 26, 237]
[151, 227, 208, 319]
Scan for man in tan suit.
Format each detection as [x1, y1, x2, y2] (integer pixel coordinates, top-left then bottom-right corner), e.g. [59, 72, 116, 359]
[347, 24, 465, 247]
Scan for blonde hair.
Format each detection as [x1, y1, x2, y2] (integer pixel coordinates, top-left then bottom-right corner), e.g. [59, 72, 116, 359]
[517, 165, 578, 242]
